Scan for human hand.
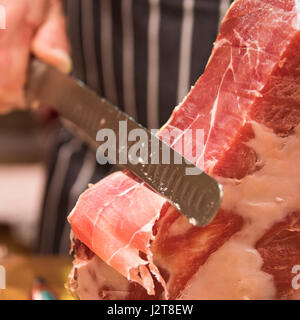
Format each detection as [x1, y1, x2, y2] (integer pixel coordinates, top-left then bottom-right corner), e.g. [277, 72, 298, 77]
[0, 0, 71, 113]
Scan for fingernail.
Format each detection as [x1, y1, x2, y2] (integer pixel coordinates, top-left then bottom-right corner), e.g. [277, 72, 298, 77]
[51, 48, 72, 74]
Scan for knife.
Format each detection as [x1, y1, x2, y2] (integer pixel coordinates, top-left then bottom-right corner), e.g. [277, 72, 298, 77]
[26, 59, 223, 227]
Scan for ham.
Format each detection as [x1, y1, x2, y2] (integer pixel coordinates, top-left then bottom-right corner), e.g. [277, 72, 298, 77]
[68, 0, 300, 300]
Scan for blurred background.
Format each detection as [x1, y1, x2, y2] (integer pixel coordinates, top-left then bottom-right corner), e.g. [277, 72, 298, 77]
[0, 111, 46, 249]
[0, 110, 72, 300]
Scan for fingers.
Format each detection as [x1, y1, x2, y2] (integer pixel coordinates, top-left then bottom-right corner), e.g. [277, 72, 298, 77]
[31, 0, 72, 74]
[0, 0, 32, 112]
[0, 0, 71, 114]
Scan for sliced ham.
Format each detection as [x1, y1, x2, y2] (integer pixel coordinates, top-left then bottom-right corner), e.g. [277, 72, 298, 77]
[68, 0, 300, 300]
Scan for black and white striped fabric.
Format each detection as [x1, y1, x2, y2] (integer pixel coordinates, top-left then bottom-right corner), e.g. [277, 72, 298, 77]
[37, 0, 234, 254]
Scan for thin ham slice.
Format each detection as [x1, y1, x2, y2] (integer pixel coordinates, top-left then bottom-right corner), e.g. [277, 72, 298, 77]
[68, 0, 300, 300]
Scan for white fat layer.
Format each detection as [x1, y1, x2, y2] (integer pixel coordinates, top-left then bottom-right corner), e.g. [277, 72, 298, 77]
[73, 255, 130, 300]
[179, 122, 300, 300]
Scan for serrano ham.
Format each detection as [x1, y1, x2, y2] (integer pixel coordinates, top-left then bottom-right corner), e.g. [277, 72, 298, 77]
[68, 0, 300, 300]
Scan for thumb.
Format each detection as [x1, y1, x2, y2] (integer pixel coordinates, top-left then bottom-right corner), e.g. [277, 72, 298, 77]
[31, 0, 72, 74]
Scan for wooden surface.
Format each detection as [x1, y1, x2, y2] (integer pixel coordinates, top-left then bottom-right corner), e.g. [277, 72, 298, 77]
[0, 255, 73, 300]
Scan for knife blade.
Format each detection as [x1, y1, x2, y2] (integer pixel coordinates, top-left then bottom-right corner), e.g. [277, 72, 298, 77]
[26, 59, 223, 227]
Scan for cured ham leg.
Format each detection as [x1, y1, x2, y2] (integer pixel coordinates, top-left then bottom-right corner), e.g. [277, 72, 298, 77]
[68, 0, 300, 300]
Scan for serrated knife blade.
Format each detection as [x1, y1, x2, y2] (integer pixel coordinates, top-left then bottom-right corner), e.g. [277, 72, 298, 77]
[26, 59, 223, 227]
